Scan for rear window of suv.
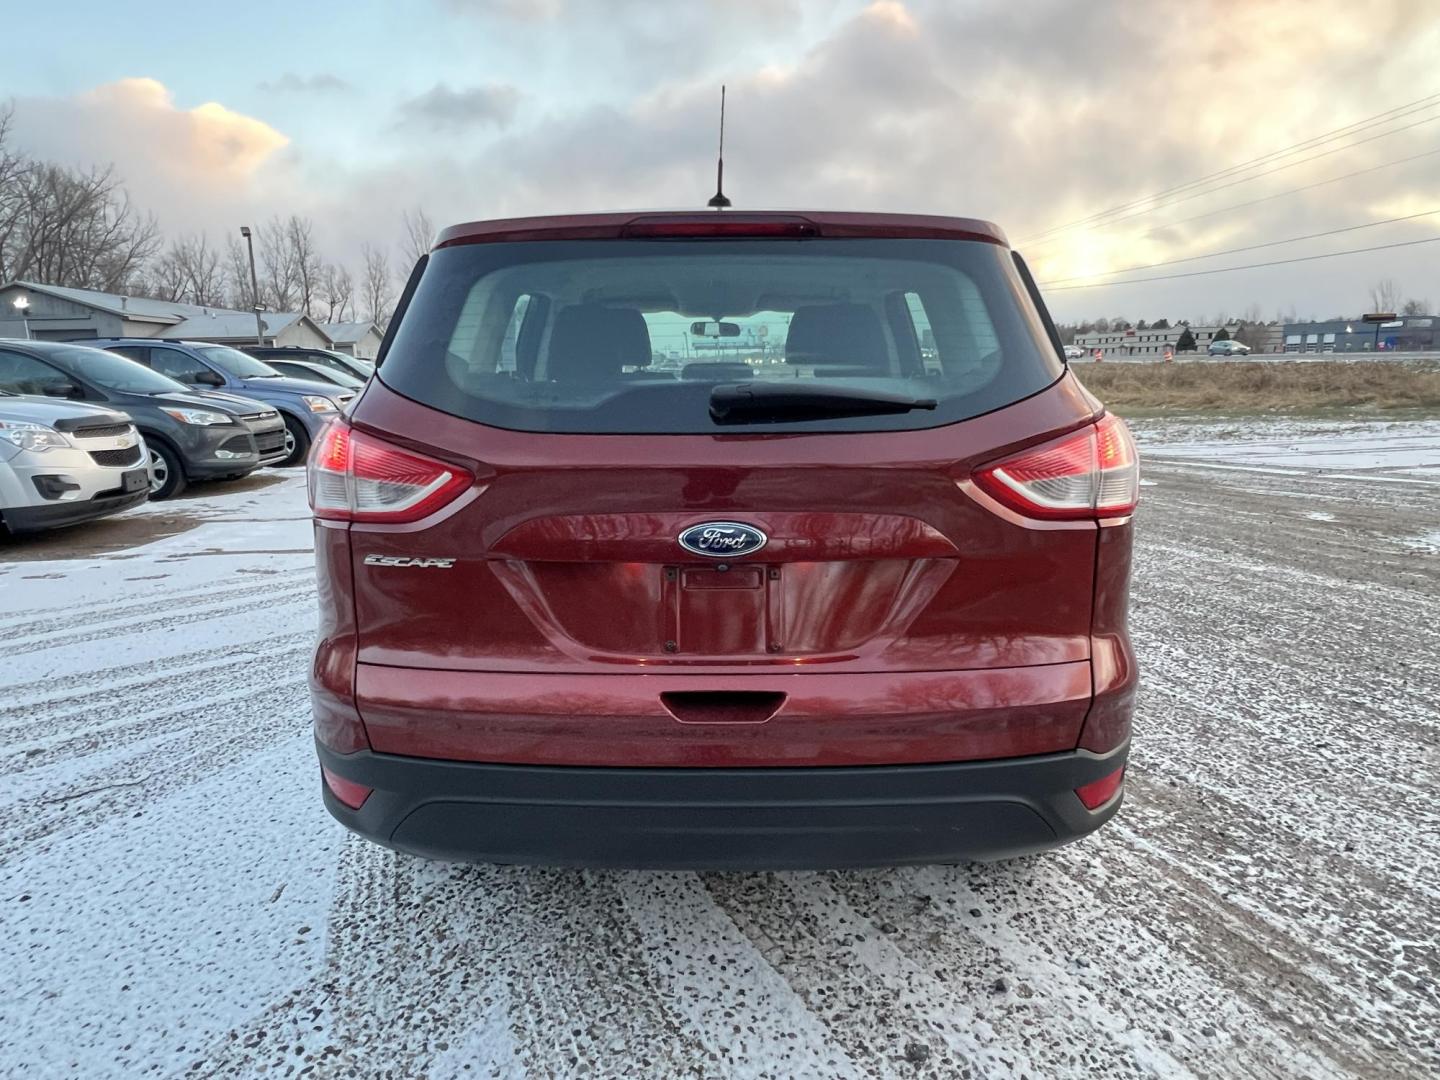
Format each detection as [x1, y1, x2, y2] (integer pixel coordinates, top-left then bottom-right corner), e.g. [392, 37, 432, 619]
[379, 238, 1064, 434]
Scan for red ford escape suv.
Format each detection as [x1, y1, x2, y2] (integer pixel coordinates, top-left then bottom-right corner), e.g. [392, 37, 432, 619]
[307, 211, 1138, 869]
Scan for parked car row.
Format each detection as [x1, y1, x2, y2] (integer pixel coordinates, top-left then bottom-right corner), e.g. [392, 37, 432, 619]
[0, 337, 372, 536]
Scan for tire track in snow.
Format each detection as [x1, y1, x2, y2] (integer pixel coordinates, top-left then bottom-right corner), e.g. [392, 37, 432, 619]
[821, 865, 1230, 1080]
[5, 575, 316, 657]
[1106, 782, 1435, 1078]
[0, 631, 312, 727]
[227, 846, 727, 1078]
[0, 678, 310, 865]
[476, 869, 719, 1077]
[615, 872, 862, 1079]
[702, 871, 1040, 1078]
[0, 565, 313, 636]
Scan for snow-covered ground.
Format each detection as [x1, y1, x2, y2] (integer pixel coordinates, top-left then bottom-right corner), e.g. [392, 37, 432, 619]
[1073, 351, 1440, 365]
[1136, 416, 1440, 479]
[2, 422, 1438, 1079]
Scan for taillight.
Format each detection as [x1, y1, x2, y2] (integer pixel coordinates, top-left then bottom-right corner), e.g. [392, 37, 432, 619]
[307, 419, 472, 523]
[972, 414, 1139, 521]
[1075, 765, 1125, 810]
[321, 767, 372, 810]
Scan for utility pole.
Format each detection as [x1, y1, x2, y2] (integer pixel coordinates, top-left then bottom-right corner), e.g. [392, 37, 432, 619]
[240, 225, 264, 344]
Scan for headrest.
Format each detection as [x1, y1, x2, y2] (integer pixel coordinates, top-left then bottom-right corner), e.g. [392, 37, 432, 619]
[547, 305, 652, 381]
[784, 303, 889, 371]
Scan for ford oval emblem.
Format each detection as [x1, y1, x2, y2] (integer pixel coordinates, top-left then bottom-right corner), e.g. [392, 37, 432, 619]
[678, 521, 768, 558]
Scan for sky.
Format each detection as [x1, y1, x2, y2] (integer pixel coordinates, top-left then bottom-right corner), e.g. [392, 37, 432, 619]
[4, 0, 1440, 322]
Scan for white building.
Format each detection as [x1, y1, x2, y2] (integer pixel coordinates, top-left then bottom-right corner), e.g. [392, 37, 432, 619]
[0, 281, 333, 349]
[320, 320, 385, 359]
[1073, 324, 1241, 357]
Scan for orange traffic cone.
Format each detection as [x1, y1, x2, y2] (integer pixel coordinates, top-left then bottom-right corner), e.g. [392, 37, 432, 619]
[1164, 347, 1174, 363]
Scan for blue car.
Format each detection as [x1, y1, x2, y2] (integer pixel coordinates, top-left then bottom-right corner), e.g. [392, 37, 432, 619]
[84, 339, 355, 466]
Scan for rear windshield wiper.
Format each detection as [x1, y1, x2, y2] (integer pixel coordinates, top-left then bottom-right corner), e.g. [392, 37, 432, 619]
[709, 383, 938, 424]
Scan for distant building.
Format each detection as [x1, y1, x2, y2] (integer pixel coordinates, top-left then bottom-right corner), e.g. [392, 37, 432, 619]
[0, 280, 334, 349]
[1281, 316, 1438, 353]
[1073, 322, 1283, 356]
[320, 320, 385, 360]
[1075, 324, 1235, 356]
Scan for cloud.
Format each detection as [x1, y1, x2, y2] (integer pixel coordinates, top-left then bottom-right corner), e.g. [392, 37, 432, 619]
[8, 1, 1440, 321]
[258, 72, 352, 94]
[419, 0, 1440, 318]
[6, 77, 291, 243]
[438, 0, 810, 89]
[12, 78, 288, 187]
[441, 0, 566, 18]
[395, 83, 521, 131]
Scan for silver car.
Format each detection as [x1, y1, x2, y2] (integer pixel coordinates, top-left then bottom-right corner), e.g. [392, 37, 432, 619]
[1207, 339, 1251, 357]
[0, 392, 149, 533]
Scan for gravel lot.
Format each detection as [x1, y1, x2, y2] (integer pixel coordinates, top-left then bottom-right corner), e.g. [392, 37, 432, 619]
[1, 418, 1437, 1079]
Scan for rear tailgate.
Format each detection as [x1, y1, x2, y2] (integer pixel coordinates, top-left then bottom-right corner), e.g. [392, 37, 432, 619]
[342, 376, 1101, 765]
[350, 378, 1097, 674]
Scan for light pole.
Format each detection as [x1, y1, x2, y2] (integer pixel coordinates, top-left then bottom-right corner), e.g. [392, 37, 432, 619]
[240, 225, 263, 344]
[11, 296, 30, 340]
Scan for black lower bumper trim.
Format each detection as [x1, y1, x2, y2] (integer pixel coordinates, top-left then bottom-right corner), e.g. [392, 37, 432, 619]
[187, 462, 260, 481]
[3, 489, 148, 533]
[316, 739, 1129, 869]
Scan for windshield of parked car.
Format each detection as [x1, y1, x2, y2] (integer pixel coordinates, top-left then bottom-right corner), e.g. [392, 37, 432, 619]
[194, 345, 284, 379]
[315, 349, 366, 373]
[50, 346, 192, 395]
[379, 238, 1064, 434]
[277, 361, 360, 387]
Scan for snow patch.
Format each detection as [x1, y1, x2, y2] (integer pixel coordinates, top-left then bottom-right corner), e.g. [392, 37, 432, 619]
[1401, 530, 1440, 553]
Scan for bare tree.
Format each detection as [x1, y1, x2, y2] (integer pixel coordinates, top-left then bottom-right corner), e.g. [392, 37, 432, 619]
[401, 207, 435, 267]
[1400, 297, 1430, 316]
[285, 215, 323, 316]
[0, 157, 160, 291]
[0, 105, 35, 278]
[253, 216, 300, 311]
[223, 234, 256, 310]
[360, 243, 393, 326]
[1368, 278, 1402, 313]
[168, 233, 225, 305]
[142, 244, 191, 302]
[319, 263, 355, 322]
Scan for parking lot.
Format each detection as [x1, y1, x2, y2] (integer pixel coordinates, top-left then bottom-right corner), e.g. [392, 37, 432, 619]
[2, 416, 1437, 1079]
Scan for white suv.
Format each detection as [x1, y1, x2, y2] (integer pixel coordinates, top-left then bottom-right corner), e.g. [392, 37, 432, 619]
[0, 392, 149, 534]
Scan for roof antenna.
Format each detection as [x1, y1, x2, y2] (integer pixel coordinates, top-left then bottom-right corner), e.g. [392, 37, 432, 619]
[707, 85, 732, 209]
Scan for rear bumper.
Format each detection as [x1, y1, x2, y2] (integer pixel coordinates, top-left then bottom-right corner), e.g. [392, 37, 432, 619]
[315, 738, 1128, 869]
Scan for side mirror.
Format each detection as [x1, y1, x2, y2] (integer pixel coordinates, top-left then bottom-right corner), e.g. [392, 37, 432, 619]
[194, 370, 225, 387]
[39, 378, 81, 399]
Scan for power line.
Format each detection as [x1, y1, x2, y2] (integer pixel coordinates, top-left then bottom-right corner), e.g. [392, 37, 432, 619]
[1019, 90, 1440, 243]
[1129, 145, 1440, 239]
[1030, 94, 1440, 238]
[1038, 208, 1440, 286]
[1025, 110, 1440, 247]
[1041, 234, 1440, 291]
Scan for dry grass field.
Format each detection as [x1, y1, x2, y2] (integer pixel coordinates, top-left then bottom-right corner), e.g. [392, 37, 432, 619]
[1076, 360, 1440, 413]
